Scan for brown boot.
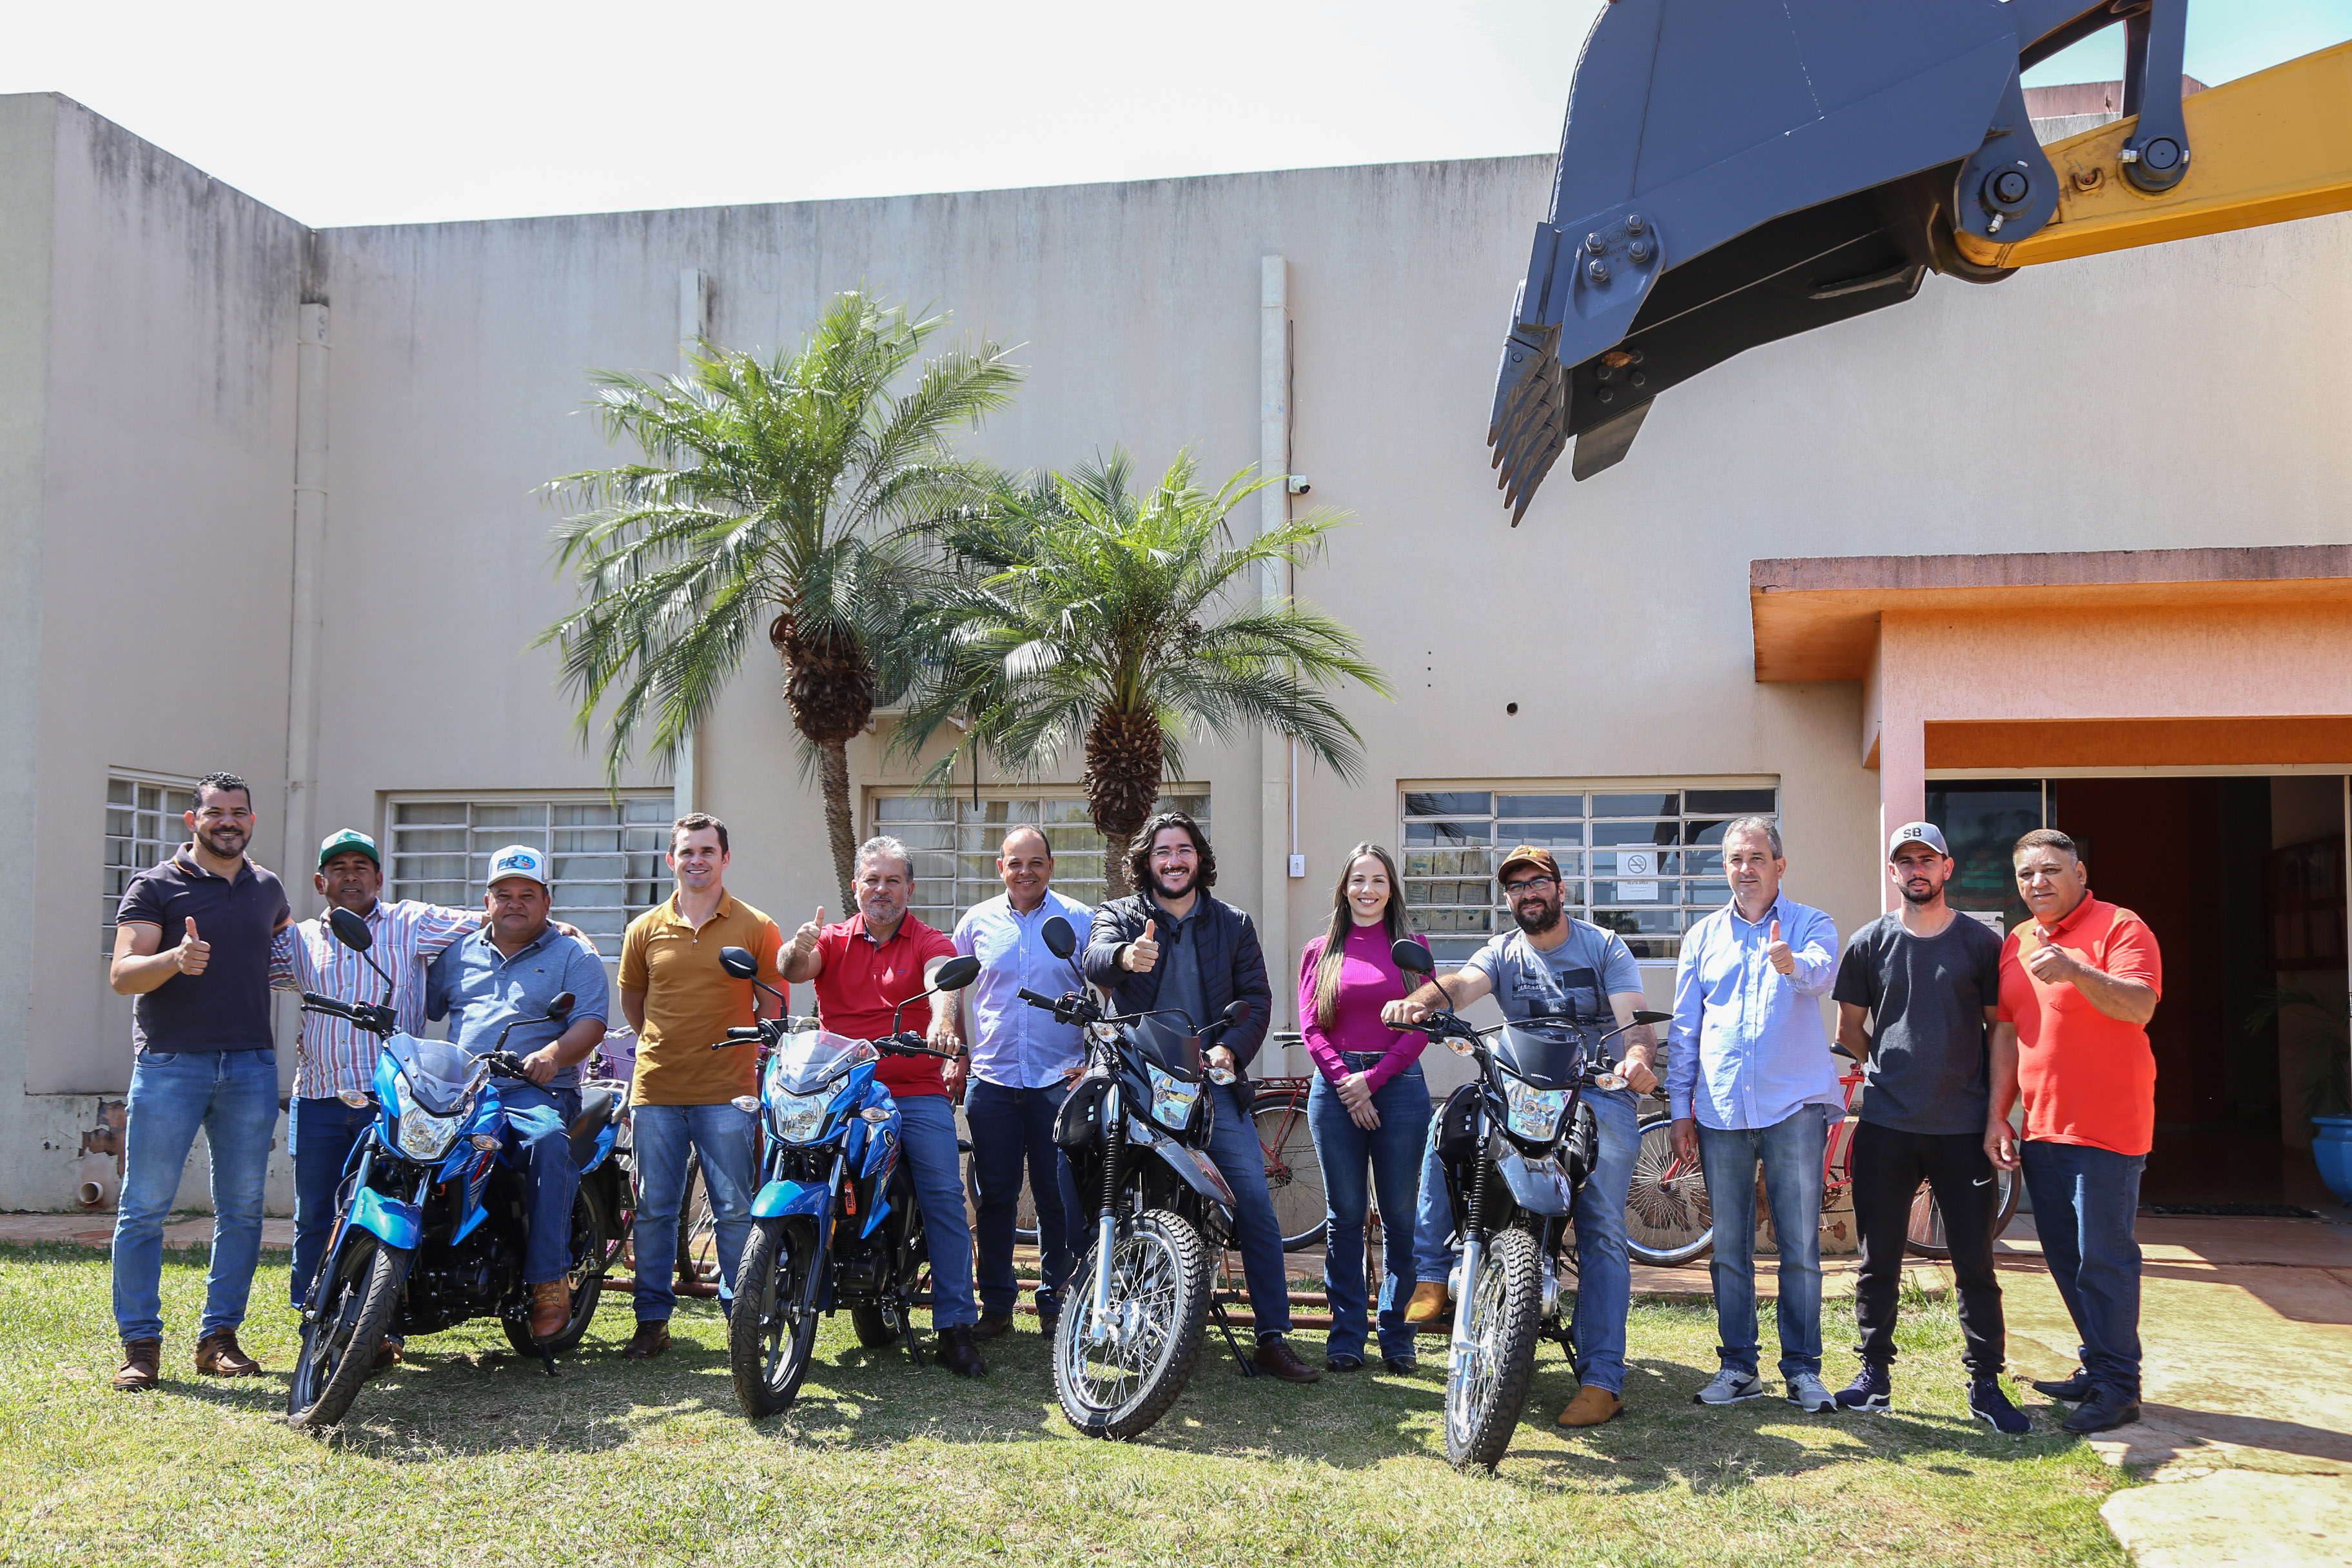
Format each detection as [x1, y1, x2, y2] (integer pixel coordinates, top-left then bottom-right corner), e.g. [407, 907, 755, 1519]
[1403, 1282, 1449, 1324]
[618, 1320, 671, 1360]
[529, 1280, 570, 1340]
[1253, 1334, 1322, 1384]
[194, 1331, 261, 1377]
[1558, 1384, 1624, 1427]
[112, 1338, 162, 1392]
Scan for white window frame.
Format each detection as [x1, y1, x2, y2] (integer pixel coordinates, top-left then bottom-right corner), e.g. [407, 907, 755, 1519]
[102, 769, 201, 953]
[1398, 779, 1780, 966]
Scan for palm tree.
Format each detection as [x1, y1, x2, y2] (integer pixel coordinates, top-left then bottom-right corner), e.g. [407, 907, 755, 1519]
[536, 292, 1021, 906]
[892, 449, 1389, 895]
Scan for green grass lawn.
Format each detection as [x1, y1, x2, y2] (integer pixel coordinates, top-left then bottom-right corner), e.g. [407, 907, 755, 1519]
[0, 1245, 2127, 1567]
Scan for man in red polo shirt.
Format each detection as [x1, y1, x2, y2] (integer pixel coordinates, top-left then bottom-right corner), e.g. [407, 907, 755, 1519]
[781, 835, 984, 1377]
[1987, 827, 2161, 1436]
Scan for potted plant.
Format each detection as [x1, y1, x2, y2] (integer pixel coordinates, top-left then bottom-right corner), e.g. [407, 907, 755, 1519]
[2249, 987, 2352, 1204]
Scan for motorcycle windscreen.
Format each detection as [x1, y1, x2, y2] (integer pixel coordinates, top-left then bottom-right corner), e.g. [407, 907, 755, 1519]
[1126, 1015, 1202, 1083]
[387, 1034, 484, 1115]
[1491, 1021, 1595, 1092]
[769, 1028, 878, 1095]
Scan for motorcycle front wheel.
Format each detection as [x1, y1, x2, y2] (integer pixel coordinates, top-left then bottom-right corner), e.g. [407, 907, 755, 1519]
[1444, 1228, 1544, 1472]
[1054, 1209, 1210, 1441]
[730, 1219, 821, 1417]
[288, 1232, 411, 1431]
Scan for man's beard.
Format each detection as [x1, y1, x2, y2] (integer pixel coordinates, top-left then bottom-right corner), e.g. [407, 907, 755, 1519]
[197, 826, 246, 858]
[1899, 881, 1940, 906]
[1511, 898, 1563, 936]
[1150, 868, 1194, 902]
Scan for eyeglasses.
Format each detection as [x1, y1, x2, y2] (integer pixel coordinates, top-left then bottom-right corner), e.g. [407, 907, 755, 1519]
[1500, 876, 1557, 896]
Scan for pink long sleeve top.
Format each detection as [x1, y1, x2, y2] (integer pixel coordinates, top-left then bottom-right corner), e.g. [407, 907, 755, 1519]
[1297, 923, 1431, 1091]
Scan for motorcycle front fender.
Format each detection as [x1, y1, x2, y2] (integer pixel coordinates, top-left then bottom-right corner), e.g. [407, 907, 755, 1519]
[1126, 1113, 1235, 1208]
[752, 1179, 830, 1220]
[349, 1185, 422, 1251]
[1495, 1145, 1578, 1217]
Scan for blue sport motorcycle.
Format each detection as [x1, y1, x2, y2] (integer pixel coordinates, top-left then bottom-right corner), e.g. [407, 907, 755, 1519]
[716, 944, 980, 1418]
[284, 907, 630, 1430]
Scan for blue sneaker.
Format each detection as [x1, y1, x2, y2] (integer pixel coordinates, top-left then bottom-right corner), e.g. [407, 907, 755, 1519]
[1835, 1360, 1890, 1411]
[1971, 1378, 2032, 1436]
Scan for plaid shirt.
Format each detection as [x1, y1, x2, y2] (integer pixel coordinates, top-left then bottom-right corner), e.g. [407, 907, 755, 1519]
[271, 899, 478, 1099]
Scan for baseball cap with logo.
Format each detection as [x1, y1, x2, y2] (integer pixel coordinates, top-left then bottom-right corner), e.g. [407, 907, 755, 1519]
[1496, 844, 1563, 884]
[486, 843, 551, 888]
[1887, 821, 1951, 860]
[317, 828, 380, 869]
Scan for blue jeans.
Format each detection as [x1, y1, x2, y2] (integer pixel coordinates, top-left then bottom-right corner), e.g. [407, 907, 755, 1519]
[630, 1101, 757, 1320]
[1206, 1082, 1293, 1337]
[965, 1079, 1080, 1316]
[493, 1081, 580, 1288]
[894, 1094, 978, 1329]
[288, 1095, 376, 1309]
[1406, 1086, 1640, 1391]
[2019, 1139, 2144, 1399]
[1309, 1062, 1429, 1361]
[1698, 1106, 1830, 1380]
[112, 1049, 280, 1344]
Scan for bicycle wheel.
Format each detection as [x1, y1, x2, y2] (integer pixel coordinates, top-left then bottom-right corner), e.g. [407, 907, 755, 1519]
[1625, 1114, 1712, 1267]
[678, 1150, 720, 1284]
[1252, 1095, 1328, 1251]
[1905, 1166, 2022, 1260]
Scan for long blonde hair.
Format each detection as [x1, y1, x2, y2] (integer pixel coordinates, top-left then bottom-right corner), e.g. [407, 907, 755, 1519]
[1311, 843, 1411, 1032]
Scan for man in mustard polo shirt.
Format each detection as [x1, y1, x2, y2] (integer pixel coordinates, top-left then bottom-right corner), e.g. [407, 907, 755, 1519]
[616, 813, 785, 1358]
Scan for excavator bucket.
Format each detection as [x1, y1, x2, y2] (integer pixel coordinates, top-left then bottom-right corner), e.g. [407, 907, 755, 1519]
[1489, 0, 2157, 519]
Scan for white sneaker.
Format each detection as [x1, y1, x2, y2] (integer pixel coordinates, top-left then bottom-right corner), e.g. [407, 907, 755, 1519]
[1787, 1371, 1838, 1413]
[1693, 1367, 1769, 1406]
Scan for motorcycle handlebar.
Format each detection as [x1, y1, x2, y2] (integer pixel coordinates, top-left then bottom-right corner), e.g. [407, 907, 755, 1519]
[875, 1032, 957, 1060]
[709, 1015, 825, 1048]
[484, 1051, 536, 1080]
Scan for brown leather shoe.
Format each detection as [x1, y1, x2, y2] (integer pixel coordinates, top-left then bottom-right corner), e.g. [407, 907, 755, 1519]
[370, 1337, 404, 1374]
[618, 1320, 671, 1360]
[1254, 1334, 1322, 1384]
[1404, 1282, 1449, 1324]
[970, 1310, 1015, 1342]
[529, 1280, 570, 1340]
[194, 1331, 261, 1377]
[112, 1338, 162, 1392]
[1558, 1384, 1624, 1427]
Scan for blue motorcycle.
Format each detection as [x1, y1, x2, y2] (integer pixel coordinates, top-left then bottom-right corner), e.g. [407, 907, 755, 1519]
[284, 907, 629, 1430]
[716, 944, 980, 1417]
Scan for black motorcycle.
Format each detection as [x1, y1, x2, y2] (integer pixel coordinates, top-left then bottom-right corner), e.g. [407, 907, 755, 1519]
[1016, 914, 1254, 1440]
[284, 907, 630, 1429]
[1393, 938, 1670, 1471]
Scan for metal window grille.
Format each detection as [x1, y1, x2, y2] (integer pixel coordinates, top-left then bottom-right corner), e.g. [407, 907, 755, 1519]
[869, 789, 1211, 932]
[1399, 785, 1779, 965]
[103, 774, 198, 952]
[384, 794, 674, 966]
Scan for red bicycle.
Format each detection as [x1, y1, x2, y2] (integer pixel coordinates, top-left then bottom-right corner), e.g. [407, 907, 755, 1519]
[1623, 1043, 2021, 1267]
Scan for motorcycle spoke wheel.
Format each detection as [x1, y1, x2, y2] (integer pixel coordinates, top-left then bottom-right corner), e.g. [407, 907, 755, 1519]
[1054, 1211, 1210, 1441]
[1442, 1229, 1544, 1472]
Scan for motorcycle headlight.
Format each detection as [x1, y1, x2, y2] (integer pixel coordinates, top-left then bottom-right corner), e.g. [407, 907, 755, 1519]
[1146, 1064, 1201, 1134]
[390, 1074, 464, 1161]
[767, 1088, 833, 1145]
[1502, 1078, 1571, 1143]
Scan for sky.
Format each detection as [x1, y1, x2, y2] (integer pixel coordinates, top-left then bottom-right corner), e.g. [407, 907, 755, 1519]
[6, 1, 2348, 228]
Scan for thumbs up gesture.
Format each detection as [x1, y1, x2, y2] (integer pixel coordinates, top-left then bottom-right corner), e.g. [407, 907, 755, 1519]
[174, 917, 212, 977]
[1765, 917, 1796, 977]
[791, 906, 825, 962]
[1123, 919, 1161, 974]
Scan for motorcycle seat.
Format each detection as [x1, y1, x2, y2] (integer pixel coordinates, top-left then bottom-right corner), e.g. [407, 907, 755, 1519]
[567, 1086, 622, 1169]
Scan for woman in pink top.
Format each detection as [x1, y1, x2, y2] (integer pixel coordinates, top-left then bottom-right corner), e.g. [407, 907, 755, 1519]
[1298, 843, 1430, 1373]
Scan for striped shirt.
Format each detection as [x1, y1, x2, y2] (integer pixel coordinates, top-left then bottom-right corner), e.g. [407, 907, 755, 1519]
[270, 899, 479, 1100]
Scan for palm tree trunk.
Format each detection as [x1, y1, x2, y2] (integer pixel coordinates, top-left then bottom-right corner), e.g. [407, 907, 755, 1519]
[1086, 709, 1163, 901]
[818, 738, 858, 910]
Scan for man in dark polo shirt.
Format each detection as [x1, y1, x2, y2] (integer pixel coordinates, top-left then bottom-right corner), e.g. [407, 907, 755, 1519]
[106, 772, 291, 1391]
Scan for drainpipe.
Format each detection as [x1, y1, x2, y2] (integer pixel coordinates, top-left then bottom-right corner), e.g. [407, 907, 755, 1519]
[1259, 257, 1293, 1040]
[673, 270, 709, 814]
[282, 303, 329, 912]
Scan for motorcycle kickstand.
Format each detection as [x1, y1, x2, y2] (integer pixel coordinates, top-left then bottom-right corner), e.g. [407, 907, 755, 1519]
[1208, 1295, 1259, 1378]
[900, 1302, 927, 1369]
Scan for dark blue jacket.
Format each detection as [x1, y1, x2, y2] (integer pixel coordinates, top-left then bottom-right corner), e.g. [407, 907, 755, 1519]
[1083, 892, 1273, 1091]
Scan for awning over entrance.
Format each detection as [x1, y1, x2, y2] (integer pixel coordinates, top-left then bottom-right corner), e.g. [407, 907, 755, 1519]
[1749, 544, 2352, 851]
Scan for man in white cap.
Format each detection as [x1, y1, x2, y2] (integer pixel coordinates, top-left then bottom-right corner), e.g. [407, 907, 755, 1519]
[1829, 822, 2026, 1434]
[424, 844, 610, 1340]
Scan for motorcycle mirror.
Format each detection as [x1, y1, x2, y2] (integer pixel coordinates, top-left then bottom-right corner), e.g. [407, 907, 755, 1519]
[718, 946, 758, 980]
[1220, 999, 1248, 1025]
[934, 955, 982, 992]
[1391, 939, 1433, 975]
[1631, 1009, 1671, 1025]
[327, 906, 373, 953]
[545, 992, 574, 1023]
[1041, 916, 1076, 960]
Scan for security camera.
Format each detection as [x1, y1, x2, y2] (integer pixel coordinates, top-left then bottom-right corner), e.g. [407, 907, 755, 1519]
[1286, 475, 1311, 495]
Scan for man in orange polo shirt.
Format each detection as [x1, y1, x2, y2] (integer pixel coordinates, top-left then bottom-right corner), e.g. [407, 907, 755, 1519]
[1987, 828, 2161, 1435]
[616, 813, 785, 1358]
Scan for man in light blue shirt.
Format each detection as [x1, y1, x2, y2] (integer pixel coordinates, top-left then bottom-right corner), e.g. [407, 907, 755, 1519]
[952, 825, 1090, 1339]
[1667, 815, 1843, 1413]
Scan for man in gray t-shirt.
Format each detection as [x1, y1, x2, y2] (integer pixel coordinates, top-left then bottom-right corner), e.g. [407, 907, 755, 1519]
[1825, 823, 2025, 1434]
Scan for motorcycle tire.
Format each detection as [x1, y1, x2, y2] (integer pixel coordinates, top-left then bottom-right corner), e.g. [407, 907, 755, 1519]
[288, 1233, 411, 1431]
[1054, 1208, 1211, 1442]
[850, 1303, 901, 1348]
[1625, 1113, 1714, 1268]
[1903, 1164, 2022, 1260]
[730, 1219, 822, 1417]
[502, 1181, 614, 1359]
[1444, 1228, 1544, 1473]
